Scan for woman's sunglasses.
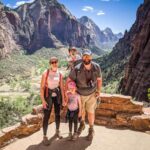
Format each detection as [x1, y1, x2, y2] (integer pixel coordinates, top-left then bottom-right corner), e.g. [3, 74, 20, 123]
[50, 61, 58, 64]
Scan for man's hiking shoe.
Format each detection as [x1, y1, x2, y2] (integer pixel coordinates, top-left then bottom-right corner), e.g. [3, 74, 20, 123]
[55, 129, 63, 139]
[43, 136, 50, 146]
[86, 127, 94, 141]
[72, 132, 78, 141]
[77, 121, 85, 136]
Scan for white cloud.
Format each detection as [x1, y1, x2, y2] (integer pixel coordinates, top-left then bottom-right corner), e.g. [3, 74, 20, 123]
[97, 10, 105, 16]
[15, 1, 26, 7]
[82, 6, 94, 12]
[13, 0, 34, 8]
[82, 6, 105, 16]
[6, 3, 12, 8]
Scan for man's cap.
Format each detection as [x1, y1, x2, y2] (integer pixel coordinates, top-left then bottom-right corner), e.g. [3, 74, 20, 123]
[82, 49, 92, 56]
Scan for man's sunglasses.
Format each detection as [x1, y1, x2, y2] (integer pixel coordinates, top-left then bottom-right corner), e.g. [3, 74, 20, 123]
[50, 61, 58, 64]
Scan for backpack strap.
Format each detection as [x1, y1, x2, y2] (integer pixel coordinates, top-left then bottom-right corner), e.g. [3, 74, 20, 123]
[45, 69, 49, 98]
[59, 72, 62, 86]
[75, 63, 82, 81]
[59, 72, 62, 84]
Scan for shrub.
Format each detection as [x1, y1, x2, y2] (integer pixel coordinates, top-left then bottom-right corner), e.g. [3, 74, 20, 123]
[0, 91, 46, 129]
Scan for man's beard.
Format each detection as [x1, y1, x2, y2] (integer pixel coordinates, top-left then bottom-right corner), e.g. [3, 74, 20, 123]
[83, 60, 91, 65]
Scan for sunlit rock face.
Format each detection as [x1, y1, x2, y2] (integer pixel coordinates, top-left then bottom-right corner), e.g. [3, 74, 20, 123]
[15, 0, 90, 53]
[78, 16, 123, 50]
[0, 4, 20, 59]
[119, 0, 150, 101]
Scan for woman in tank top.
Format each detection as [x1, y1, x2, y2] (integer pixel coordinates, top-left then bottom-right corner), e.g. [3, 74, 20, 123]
[40, 56, 65, 146]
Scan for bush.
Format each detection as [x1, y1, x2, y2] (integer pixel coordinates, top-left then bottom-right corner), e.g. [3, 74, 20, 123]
[20, 80, 31, 91]
[36, 59, 48, 75]
[102, 81, 119, 94]
[59, 60, 68, 68]
[9, 78, 17, 89]
[33, 94, 42, 105]
[0, 93, 42, 129]
[0, 97, 22, 129]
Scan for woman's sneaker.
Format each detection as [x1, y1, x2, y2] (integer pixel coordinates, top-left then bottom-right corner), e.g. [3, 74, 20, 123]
[43, 136, 50, 146]
[72, 132, 78, 141]
[67, 132, 72, 140]
[55, 129, 63, 139]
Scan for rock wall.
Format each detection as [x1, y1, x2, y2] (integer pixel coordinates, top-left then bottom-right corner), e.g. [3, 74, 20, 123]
[78, 16, 123, 50]
[0, 5, 20, 59]
[0, 108, 55, 148]
[95, 94, 150, 131]
[119, 0, 150, 101]
[0, 0, 123, 57]
[13, 0, 90, 53]
[0, 0, 89, 56]
[0, 94, 150, 148]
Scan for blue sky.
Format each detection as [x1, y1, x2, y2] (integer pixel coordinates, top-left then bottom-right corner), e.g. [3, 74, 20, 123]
[2, 0, 144, 33]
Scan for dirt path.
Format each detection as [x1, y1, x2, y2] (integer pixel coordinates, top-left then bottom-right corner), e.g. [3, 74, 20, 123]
[2, 123, 150, 150]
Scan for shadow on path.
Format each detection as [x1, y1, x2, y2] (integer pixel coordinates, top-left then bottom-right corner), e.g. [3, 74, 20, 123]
[26, 133, 92, 150]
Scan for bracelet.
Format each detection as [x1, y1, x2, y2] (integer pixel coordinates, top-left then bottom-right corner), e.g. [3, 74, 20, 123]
[96, 90, 100, 93]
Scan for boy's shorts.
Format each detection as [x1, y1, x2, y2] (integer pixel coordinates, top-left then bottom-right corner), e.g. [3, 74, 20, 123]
[80, 92, 97, 114]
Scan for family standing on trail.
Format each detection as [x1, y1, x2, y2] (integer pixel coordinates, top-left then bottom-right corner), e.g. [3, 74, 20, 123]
[40, 48, 102, 146]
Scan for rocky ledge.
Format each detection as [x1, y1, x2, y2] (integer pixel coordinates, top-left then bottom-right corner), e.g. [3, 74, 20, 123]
[95, 94, 150, 131]
[0, 93, 150, 148]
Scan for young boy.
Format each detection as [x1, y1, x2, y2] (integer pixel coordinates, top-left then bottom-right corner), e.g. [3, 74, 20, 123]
[65, 81, 82, 141]
[67, 47, 81, 70]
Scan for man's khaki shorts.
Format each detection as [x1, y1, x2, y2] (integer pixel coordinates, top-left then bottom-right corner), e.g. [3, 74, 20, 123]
[80, 92, 97, 114]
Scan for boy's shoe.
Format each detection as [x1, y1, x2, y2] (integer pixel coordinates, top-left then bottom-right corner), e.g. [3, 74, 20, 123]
[77, 121, 85, 136]
[55, 129, 63, 139]
[86, 127, 94, 141]
[72, 132, 78, 141]
[67, 132, 73, 140]
[43, 136, 50, 146]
